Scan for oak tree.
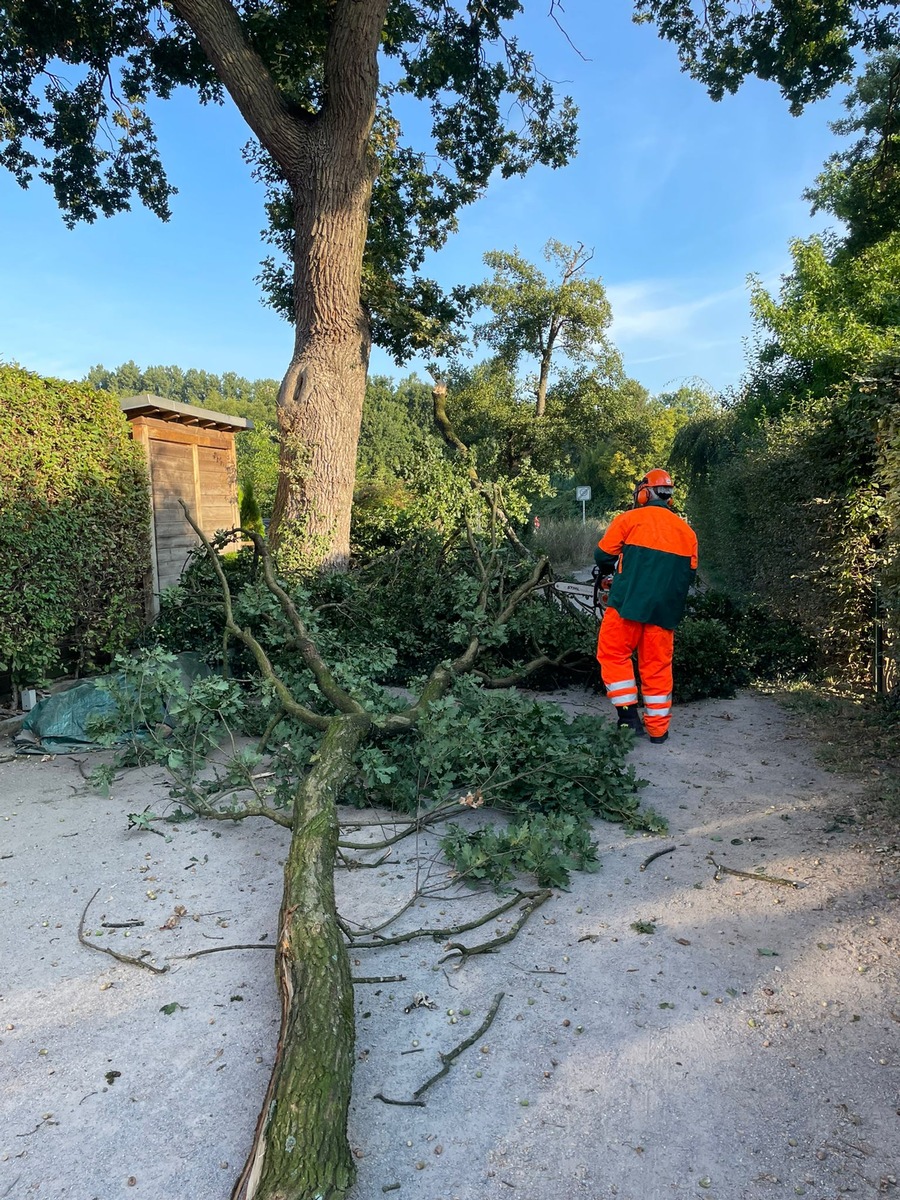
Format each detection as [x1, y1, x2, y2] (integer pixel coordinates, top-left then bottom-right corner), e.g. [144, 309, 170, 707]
[0, 0, 576, 568]
[471, 239, 619, 417]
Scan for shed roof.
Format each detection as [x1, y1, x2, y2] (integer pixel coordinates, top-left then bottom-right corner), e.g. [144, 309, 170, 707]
[119, 393, 253, 432]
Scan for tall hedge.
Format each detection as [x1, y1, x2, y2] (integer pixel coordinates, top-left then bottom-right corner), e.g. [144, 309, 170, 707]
[676, 376, 899, 687]
[0, 366, 151, 689]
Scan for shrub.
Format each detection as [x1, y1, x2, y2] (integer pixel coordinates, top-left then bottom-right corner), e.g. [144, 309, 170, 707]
[0, 366, 150, 691]
[678, 384, 895, 685]
[673, 616, 749, 702]
[685, 589, 818, 682]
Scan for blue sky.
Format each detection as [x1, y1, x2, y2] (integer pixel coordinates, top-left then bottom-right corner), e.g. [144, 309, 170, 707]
[0, 2, 849, 398]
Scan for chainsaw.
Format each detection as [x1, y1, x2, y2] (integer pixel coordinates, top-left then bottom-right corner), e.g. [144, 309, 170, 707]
[551, 567, 612, 620]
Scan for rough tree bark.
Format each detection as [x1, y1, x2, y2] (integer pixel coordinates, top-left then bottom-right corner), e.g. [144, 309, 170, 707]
[173, 0, 390, 570]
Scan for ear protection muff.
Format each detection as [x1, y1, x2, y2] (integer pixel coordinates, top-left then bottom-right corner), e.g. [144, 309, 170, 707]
[634, 468, 675, 508]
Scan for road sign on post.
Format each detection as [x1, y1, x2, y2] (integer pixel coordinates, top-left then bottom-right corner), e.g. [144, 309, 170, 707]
[575, 485, 591, 525]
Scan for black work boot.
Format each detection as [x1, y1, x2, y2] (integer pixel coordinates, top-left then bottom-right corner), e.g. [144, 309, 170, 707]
[616, 705, 646, 737]
[648, 730, 669, 745]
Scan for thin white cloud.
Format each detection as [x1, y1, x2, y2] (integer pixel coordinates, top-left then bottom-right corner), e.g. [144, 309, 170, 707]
[607, 280, 746, 343]
[603, 278, 755, 393]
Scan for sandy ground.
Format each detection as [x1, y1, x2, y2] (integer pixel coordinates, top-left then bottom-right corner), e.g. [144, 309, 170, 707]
[1, 688, 899, 1200]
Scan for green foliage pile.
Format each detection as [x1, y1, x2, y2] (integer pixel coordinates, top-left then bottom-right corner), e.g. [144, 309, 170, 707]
[153, 530, 591, 688]
[0, 366, 150, 690]
[107, 612, 662, 892]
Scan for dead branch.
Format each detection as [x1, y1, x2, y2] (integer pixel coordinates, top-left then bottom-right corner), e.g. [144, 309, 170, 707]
[338, 800, 459, 850]
[440, 889, 552, 961]
[706, 853, 802, 888]
[413, 990, 504, 1099]
[640, 846, 677, 871]
[170, 943, 273, 961]
[348, 889, 546, 949]
[78, 889, 169, 975]
[374, 990, 505, 1107]
[340, 894, 419, 939]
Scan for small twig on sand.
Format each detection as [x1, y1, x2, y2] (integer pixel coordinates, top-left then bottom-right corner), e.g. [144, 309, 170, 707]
[706, 853, 802, 888]
[170, 943, 273, 960]
[412, 990, 505, 1099]
[78, 889, 169, 974]
[351, 975, 407, 984]
[375, 990, 505, 1107]
[640, 846, 676, 871]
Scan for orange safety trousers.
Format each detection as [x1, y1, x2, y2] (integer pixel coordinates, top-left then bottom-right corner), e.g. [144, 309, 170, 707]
[596, 607, 674, 738]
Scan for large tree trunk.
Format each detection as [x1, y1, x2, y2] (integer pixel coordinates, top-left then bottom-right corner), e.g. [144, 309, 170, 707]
[267, 3, 388, 571]
[267, 170, 373, 571]
[170, 3, 388, 572]
[233, 715, 369, 1200]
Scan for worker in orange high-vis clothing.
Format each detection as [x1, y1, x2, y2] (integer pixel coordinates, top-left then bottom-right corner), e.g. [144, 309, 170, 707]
[594, 469, 698, 744]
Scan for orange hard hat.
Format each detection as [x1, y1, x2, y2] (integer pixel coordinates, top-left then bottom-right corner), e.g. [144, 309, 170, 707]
[634, 468, 674, 507]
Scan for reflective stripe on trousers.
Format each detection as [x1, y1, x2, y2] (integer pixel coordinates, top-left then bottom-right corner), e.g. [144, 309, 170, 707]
[597, 607, 675, 737]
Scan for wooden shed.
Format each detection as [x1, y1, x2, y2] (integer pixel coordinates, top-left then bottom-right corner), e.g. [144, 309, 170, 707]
[120, 394, 252, 613]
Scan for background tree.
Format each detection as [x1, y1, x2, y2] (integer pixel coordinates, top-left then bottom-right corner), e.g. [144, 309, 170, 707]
[1, 0, 576, 571]
[470, 239, 620, 417]
[805, 52, 900, 253]
[668, 56, 900, 684]
[742, 233, 900, 421]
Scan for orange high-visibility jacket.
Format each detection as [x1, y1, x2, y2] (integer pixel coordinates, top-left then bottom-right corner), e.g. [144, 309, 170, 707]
[595, 500, 698, 630]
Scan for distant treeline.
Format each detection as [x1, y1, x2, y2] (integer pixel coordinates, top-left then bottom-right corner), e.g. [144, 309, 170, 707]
[85, 362, 279, 430]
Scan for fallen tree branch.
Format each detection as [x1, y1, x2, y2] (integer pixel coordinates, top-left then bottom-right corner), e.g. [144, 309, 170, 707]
[472, 648, 586, 688]
[78, 889, 169, 975]
[374, 990, 505, 1107]
[440, 889, 552, 962]
[706, 853, 802, 888]
[170, 943, 273, 961]
[640, 846, 676, 872]
[349, 889, 547, 949]
[413, 990, 505, 1099]
[338, 801, 458, 851]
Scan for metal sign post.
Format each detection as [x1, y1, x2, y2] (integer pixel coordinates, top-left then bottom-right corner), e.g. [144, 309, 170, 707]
[575, 485, 591, 525]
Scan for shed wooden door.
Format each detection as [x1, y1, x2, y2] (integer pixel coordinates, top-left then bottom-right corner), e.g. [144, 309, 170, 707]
[197, 445, 237, 539]
[148, 438, 239, 595]
[149, 440, 197, 594]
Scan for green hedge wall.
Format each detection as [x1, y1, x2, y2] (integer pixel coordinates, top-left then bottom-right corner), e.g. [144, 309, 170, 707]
[0, 366, 151, 689]
[680, 379, 898, 687]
